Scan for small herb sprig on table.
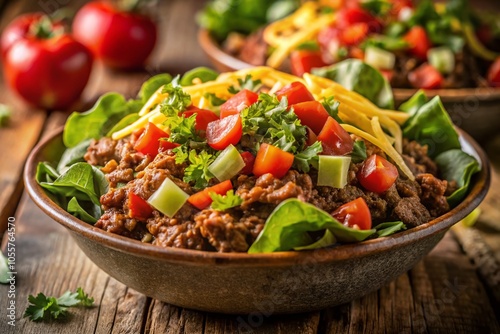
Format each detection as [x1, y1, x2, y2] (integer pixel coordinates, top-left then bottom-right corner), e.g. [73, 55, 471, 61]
[24, 288, 94, 322]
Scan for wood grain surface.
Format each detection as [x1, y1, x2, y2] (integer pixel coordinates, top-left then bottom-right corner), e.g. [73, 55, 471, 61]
[0, 1, 499, 333]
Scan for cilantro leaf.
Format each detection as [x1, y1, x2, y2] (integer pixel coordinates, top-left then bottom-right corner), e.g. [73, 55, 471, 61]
[204, 93, 227, 107]
[322, 97, 343, 124]
[293, 141, 323, 173]
[24, 288, 94, 322]
[161, 76, 191, 113]
[210, 190, 243, 211]
[351, 140, 367, 163]
[183, 150, 215, 190]
[241, 94, 306, 153]
[76, 287, 95, 307]
[228, 75, 262, 94]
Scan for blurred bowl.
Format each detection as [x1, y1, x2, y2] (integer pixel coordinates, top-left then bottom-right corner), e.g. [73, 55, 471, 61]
[199, 29, 500, 143]
[25, 126, 490, 314]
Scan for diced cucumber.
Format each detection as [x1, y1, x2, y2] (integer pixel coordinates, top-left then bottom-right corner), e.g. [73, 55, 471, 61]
[208, 145, 245, 181]
[148, 177, 189, 218]
[318, 155, 351, 188]
[364, 46, 395, 70]
[428, 47, 455, 74]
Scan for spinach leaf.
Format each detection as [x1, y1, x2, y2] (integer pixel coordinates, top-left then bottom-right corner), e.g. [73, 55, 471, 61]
[36, 162, 60, 183]
[248, 199, 375, 253]
[57, 139, 91, 173]
[402, 96, 460, 158]
[39, 163, 102, 206]
[67, 198, 99, 224]
[180, 67, 219, 86]
[64, 93, 141, 148]
[105, 113, 140, 137]
[351, 140, 367, 163]
[375, 221, 406, 237]
[138, 73, 173, 103]
[399, 90, 428, 117]
[312, 59, 394, 109]
[434, 149, 481, 206]
[362, 36, 409, 51]
[294, 230, 336, 251]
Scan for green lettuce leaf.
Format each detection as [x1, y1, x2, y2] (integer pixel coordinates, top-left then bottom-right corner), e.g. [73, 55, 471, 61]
[312, 59, 394, 109]
[375, 221, 406, 237]
[399, 90, 428, 117]
[248, 199, 375, 253]
[402, 96, 460, 158]
[67, 197, 99, 224]
[63, 93, 140, 148]
[434, 149, 481, 206]
[138, 73, 172, 103]
[57, 139, 91, 173]
[180, 67, 219, 86]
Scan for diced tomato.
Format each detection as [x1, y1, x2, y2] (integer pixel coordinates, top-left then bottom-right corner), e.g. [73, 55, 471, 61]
[134, 122, 172, 157]
[404, 26, 431, 60]
[349, 47, 365, 60]
[317, 116, 354, 156]
[290, 49, 327, 76]
[253, 143, 294, 179]
[336, 7, 382, 33]
[381, 69, 394, 82]
[128, 192, 153, 221]
[358, 154, 399, 194]
[183, 106, 219, 132]
[341, 22, 369, 46]
[275, 82, 315, 106]
[206, 114, 243, 150]
[318, 25, 341, 63]
[187, 180, 233, 210]
[292, 101, 330, 134]
[220, 89, 259, 118]
[408, 63, 443, 89]
[487, 57, 500, 87]
[390, 0, 413, 16]
[240, 151, 255, 175]
[332, 197, 372, 230]
[305, 127, 318, 147]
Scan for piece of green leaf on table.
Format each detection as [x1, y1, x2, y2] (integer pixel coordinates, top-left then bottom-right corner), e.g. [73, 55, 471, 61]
[0, 104, 11, 127]
[460, 208, 481, 227]
[435, 149, 481, 207]
[64, 93, 141, 148]
[402, 96, 461, 158]
[0, 252, 10, 284]
[181, 67, 219, 86]
[375, 221, 406, 237]
[312, 59, 395, 109]
[138, 73, 173, 103]
[248, 198, 375, 253]
[24, 288, 94, 322]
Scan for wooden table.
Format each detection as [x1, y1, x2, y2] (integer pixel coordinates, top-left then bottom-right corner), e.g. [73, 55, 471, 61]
[0, 1, 499, 333]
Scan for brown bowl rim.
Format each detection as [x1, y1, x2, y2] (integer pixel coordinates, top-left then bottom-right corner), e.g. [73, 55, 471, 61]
[198, 28, 500, 102]
[24, 127, 490, 267]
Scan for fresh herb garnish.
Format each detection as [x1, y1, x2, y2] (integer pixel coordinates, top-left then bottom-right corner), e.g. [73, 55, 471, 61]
[204, 92, 227, 107]
[241, 94, 306, 153]
[183, 150, 215, 190]
[293, 141, 323, 173]
[209, 190, 243, 211]
[228, 75, 262, 94]
[321, 96, 343, 123]
[24, 288, 94, 322]
[351, 140, 367, 163]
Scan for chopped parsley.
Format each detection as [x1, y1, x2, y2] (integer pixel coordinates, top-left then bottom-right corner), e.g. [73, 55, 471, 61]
[228, 75, 262, 94]
[210, 190, 243, 211]
[293, 141, 323, 172]
[351, 140, 368, 163]
[241, 94, 306, 153]
[322, 96, 343, 123]
[24, 288, 94, 322]
[204, 92, 226, 107]
[183, 150, 215, 190]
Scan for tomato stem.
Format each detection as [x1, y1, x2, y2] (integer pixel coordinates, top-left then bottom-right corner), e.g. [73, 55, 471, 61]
[30, 16, 55, 39]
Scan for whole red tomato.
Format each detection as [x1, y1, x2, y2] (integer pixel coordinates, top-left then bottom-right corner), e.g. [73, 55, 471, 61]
[73, 1, 157, 69]
[1, 14, 93, 110]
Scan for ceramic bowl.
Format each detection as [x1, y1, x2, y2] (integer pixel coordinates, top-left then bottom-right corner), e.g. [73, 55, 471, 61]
[24, 127, 490, 315]
[198, 29, 500, 143]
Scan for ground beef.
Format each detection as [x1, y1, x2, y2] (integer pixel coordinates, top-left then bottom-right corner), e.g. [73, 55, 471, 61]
[195, 209, 265, 252]
[237, 29, 268, 66]
[235, 170, 313, 209]
[87, 133, 454, 252]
